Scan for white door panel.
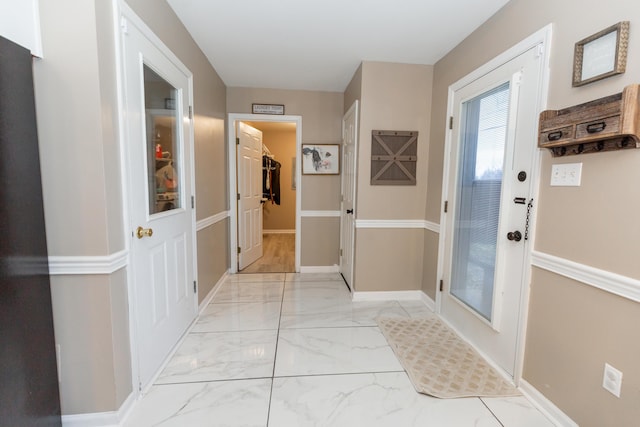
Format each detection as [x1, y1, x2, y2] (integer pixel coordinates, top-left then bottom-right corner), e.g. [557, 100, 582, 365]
[340, 101, 358, 290]
[440, 46, 543, 377]
[238, 122, 264, 269]
[122, 16, 197, 389]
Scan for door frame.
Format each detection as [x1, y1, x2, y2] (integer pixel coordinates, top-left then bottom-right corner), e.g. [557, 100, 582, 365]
[113, 0, 199, 394]
[339, 100, 359, 292]
[435, 24, 552, 384]
[228, 113, 302, 273]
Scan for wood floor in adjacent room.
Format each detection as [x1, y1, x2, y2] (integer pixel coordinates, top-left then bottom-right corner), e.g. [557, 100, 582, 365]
[240, 233, 295, 273]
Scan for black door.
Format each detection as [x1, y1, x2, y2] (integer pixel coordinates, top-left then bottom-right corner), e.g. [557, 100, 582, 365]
[0, 36, 62, 426]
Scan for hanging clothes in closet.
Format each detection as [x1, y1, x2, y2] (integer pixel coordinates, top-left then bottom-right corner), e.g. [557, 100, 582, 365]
[263, 155, 281, 205]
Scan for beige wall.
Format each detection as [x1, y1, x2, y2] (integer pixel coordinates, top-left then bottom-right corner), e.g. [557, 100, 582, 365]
[421, 230, 439, 300]
[34, 0, 228, 415]
[352, 62, 433, 291]
[228, 87, 343, 266]
[344, 63, 362, 113]
[427, 0, 640, 424]
[254, 126, 297, 231]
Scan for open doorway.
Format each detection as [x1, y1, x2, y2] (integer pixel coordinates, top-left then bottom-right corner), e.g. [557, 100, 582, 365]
[228, 114, 302, 274]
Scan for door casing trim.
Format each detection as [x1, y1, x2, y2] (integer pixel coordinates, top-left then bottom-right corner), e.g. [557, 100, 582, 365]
[227, 113, 302, 273]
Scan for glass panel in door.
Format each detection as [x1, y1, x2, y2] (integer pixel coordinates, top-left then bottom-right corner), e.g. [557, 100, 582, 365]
[450, 82, 510, 321]
[143, 65, 181, 214]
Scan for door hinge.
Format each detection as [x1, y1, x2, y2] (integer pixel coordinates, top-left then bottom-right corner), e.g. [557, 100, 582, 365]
[237, 246, 241, 254]
[193, 280, 197, 294]
[138, 381, 142, 391]
[191, 195, 195, 209]
[439, 279, 444, 292]
[444, 201, 448, 213]
[188, 106, 193, 119]
[237, 193, 240, 201]
[236, 137, 240, 145]
[449, 116, 453, 130]
[340, 249, 343, 256]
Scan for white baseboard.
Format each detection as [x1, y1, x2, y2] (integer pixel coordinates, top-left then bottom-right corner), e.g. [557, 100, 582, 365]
[198, 270, 230, 313]
[62, 390, 135, 427]
[263, 229, 295, 234]
[420, 292, 436, 311]
[352, 290, 424, 301]
[519, 379, 578, 427]
[299, 265, 340, 273]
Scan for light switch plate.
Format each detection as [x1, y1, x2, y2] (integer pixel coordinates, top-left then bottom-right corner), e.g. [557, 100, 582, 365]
[550, 163, 582, 186]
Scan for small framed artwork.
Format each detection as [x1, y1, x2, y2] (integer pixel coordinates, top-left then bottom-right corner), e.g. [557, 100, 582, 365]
[302, 144, 340, 175]
[573, 21, 629, 87]
[164, 98, 176, 109]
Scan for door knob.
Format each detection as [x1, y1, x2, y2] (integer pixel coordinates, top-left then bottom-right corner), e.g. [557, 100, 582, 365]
[346, 209, 354, 214]
[507, 230, 522, 242]
[136, 226, 153, 239]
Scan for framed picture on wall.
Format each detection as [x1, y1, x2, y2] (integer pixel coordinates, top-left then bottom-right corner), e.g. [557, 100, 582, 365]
[302, 144, 340, 175]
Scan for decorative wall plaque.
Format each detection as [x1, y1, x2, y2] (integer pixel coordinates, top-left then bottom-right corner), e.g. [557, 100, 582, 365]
[370, 130, 418, 185]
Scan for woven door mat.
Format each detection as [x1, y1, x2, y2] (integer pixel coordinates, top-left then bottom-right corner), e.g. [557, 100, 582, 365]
[377, 316, 520, 398]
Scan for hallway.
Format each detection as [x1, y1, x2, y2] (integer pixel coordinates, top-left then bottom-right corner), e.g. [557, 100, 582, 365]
[123, 273, 553, 426]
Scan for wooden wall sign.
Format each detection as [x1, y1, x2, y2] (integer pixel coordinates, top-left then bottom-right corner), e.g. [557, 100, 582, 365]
[370, 130, 418, 185]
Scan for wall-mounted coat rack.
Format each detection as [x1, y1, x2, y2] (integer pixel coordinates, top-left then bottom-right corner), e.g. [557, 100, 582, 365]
[538, 84, 640, 157]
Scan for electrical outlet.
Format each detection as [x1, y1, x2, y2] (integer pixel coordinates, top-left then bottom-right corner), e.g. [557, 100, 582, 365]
[603, 363, 623, 397]
[550, 163, 582, 186]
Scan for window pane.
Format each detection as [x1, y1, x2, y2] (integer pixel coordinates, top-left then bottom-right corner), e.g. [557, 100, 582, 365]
[451, 82, 510, 321]
[143, 65, 181, 214]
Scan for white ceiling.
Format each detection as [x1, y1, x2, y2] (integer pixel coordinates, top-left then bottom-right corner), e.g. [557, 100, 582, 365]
[166, 0, 510, 92]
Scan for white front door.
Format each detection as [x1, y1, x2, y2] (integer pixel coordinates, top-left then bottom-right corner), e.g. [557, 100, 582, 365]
[340, 101, 359, 290]
[440, 45, 543, 377]
[237, 122, 264, 270]
[122, 16, 197, 388]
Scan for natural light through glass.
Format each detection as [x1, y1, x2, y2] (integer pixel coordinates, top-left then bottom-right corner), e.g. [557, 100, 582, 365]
[451, 82, 510, 321]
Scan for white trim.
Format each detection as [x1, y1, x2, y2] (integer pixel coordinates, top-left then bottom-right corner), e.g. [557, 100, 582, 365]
[48, 250, 128, 276]
[196, 211, 229, 231]
[532, 251, 640, 303]
[424, 220, 440, 234]
[198, 270, 229, 312]
[263, 229, 296, 234]
[519, 379, 579, 427]
[356, 219, 430, 229]
[352, 290, 425, 301]
[62, 390, 135, 427]
[228, 114, 303, 274]
[420, 292, 436, 311]
[300, 265, 340, 273]
[300, 210, 341, 217]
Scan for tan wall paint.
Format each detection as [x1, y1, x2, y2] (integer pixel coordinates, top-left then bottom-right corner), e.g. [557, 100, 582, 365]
[525, 268, 640, 426]
[260, 128, 297, 231]
[427, 0, 640, 424]
[50, 271, 130, 414]
[421, 230, 439, 301]
[344, 63, 362, 112]
[352, 62, 433, 291]
[228, 87, 343, 265]
[354, 229, 424, 292]
[34, 0, 229, 415]
[358, 62, 433, 220]
[197, 219, 230, 304]
[300, 217, 340, 266]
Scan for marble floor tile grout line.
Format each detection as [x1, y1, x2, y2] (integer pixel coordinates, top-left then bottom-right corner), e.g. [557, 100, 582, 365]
[265, 276, 286, 427]
[480, 397, 506, 427]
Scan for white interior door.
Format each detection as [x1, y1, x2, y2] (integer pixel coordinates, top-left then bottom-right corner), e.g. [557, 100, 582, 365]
[237, 122, 264, 270]
[340, 101, 359, 290]
[440, 45, 543, 377]
[122, 16, 197, 388]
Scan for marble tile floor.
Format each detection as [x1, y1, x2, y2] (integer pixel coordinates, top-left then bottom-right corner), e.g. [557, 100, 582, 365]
[124, 273, 556, 427]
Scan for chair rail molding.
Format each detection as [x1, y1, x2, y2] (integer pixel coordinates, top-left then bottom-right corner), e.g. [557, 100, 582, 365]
[531, 250, 640, 303]
[48, 249, 129, 276]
